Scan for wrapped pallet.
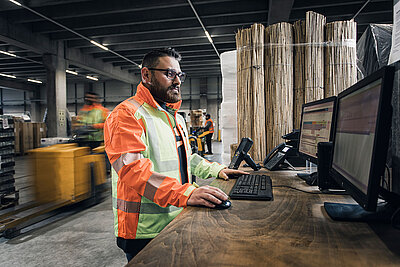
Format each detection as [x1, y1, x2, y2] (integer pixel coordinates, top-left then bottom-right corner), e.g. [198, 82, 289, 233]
[236, 23, 266, 161]
[293, 11, 326, 129]
[220, 50, 238, 165]
[325, 20, 357, 97]
[265, 22, 294, 154]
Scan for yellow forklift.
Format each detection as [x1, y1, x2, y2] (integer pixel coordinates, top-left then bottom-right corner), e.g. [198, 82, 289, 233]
[0, 142, 109, 238]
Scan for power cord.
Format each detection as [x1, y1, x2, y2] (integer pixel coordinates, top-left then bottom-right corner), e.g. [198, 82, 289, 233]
[391, 207, 400, 230]
[272, 185, 323, 194]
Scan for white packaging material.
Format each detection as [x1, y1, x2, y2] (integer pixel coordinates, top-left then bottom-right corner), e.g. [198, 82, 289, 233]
[221, 50, 237, 103]
[220, 50, 238, 162]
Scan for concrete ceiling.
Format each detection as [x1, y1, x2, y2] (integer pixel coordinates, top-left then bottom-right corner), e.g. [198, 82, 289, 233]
[0, 0, 394, 88]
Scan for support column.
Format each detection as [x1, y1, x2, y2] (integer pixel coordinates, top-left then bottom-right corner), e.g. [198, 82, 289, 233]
[43, 42, 67, 137]
[199, 77, 208, 109]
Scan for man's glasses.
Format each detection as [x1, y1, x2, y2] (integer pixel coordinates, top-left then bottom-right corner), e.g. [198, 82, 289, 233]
[148, 68, 186, 83]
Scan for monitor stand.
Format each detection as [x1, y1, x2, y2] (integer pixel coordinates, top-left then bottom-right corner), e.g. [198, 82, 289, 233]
[324, 202, 397, 223]
[297, 172, 318, 186]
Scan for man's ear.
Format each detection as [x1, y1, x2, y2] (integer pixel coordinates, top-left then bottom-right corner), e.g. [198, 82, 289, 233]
[141, 67, 152, 85]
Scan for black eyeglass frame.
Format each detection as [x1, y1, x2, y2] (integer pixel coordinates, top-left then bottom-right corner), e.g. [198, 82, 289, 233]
[147, 68, 186, 82]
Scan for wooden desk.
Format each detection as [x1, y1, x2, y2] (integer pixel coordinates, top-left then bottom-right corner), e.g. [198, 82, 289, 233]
[129, 169, 400, 266]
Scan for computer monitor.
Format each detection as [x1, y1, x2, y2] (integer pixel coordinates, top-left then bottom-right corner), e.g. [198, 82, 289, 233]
[298, 96, 337, 164]
[327, 66, 396, 218]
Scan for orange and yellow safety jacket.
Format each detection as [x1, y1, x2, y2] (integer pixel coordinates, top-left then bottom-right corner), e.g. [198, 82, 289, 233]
[205, 118, 214, 133]
[104, 82, 225, 239]
[77, 103, 109, 141]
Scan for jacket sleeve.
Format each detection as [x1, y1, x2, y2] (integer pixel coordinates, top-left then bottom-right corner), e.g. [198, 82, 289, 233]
[104, 106, 196, 207]
[189, 153, 226, 180]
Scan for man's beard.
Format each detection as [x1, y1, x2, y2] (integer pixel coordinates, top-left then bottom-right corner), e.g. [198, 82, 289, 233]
[149, 76, 181, 103]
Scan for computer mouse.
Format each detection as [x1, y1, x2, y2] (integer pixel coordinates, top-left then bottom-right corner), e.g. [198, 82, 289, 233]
[214, 199, 232, 209]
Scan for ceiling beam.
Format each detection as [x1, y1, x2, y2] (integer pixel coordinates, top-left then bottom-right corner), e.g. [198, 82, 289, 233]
[0, 15, 136, 84]
[0, 78, 39, 92]
[268, 0, 295, 25]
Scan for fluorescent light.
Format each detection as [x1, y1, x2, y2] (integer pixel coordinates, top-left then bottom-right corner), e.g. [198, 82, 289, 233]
[86, 75, 98, 81]
[9, 0, 22, 6]
[90, 40, 109, 51]
[66, 70, 78, 75]
[27, 79, 42, 84]
[205, 31, 213, 43]
[0, 50, 17, 57]
[0, 73, 16, 78]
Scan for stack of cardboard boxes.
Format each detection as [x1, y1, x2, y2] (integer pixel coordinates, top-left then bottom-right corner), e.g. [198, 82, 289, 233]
[190, 110, 203, 128]
[14, 119, 47, 155]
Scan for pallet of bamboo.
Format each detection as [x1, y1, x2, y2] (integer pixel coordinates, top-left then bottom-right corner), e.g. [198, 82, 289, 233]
[305, 11, 326, 103]
[235, 23, 266, 161]
[325, 20, 357, 97]
[265, 22, 294, 154]
[293, 20, 306, 129]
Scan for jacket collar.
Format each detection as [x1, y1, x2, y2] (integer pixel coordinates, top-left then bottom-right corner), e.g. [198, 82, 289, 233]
[135, 82, 182, 112]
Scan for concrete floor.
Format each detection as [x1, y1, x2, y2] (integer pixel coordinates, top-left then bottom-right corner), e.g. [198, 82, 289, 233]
[0, 141, 223, 266]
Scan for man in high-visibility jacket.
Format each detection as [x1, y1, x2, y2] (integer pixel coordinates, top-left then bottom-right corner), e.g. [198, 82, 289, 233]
[204, 113, 214, 154]
[104, 48, 246, 262]
[76, 92, 109, 145]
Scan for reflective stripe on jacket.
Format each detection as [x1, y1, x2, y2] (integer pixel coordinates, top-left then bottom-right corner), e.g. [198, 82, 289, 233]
[104, 82, 225, 239]
[205, 119, 214, 133]
[77, 103, 109, 141]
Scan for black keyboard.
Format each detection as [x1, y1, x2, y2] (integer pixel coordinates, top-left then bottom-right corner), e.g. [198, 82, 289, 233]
[229, 174, 273, 200]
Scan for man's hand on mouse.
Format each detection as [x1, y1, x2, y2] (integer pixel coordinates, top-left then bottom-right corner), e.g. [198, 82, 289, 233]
[218, 168, 249, 181]
[187, 185, 228, 208]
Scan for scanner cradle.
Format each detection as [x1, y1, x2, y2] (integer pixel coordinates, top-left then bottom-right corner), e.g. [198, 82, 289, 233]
[229, 138, 261, 171]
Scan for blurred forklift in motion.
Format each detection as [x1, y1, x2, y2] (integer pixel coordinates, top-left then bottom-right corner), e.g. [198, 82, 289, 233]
[74, 92, 110, 149]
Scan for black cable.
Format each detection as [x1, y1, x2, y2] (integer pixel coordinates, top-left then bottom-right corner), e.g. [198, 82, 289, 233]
[384, 164, 391, 191]
[391, 207, 400, 230]
[272, 185, 323, 194]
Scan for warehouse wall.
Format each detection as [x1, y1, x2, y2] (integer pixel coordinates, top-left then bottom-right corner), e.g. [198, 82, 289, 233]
[1, 76, 222, 139]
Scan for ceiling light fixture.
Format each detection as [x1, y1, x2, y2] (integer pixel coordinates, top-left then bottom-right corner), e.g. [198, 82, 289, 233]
[0, 73, 16, 78]
[86, 75, 98, 81]
[205, 31, 213, 44]
[11, 1, 140, 69]
[8, 0, 22, 6]
[187, 0, 220, 58]
[27, 78, 42, 84]
[0, 50, 17, 57]
[66, 70, 78, 75]
[90, 40, 109, 51]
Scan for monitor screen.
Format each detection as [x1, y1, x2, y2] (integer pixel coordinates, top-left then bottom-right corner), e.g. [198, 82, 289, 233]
[330, 66, 394, 211]
[332, 79, 381, 195]
[298, 97, 336, 162]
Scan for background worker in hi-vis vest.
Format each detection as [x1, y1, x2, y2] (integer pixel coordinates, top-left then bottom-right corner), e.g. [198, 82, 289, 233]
[104, 47, 246, 262]
[204, 113, 214, 154]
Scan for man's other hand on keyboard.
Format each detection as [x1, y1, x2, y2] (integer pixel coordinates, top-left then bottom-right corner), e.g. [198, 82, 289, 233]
[218, 168, 249, 181]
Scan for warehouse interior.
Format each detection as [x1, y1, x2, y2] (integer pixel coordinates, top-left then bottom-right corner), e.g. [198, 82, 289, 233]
[0, 0, 399, 266]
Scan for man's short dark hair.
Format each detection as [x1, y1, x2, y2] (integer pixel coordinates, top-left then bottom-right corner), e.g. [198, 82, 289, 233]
[85, 91, 99, 97]
[206, 114, 211, 119]
[141, 47, 182, 69]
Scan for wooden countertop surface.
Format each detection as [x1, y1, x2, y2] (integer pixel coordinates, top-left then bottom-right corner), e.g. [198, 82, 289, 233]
[129, 169, 400, 266]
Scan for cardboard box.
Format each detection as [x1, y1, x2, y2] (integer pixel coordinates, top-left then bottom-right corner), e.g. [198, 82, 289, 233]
[32, 123, 47, 148]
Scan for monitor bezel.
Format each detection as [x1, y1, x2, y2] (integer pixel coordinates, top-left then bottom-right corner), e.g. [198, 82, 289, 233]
[298, 96, 337, 164]
[329, 66, 395, 211]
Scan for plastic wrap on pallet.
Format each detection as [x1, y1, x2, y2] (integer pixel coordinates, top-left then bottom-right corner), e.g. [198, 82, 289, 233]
[357, 24, 393, 80]
[220, 50, 238, 165]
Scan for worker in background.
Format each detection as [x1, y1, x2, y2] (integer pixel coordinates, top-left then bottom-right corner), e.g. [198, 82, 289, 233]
[203, 114, 214, 154]
[104, 47, 246, 262]
[76, 92, 109, 148]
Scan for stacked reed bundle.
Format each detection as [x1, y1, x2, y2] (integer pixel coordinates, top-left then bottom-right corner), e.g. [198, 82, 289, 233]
[325, 20, 357, 97]
[293, 20, 306, 129]
[235, 23, 266, 161]
[304, 11, 326, 103]
[265, 22, 294, 154]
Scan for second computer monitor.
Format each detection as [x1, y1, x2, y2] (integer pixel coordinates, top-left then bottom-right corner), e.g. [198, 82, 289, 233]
[298, 96, 337, 164]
